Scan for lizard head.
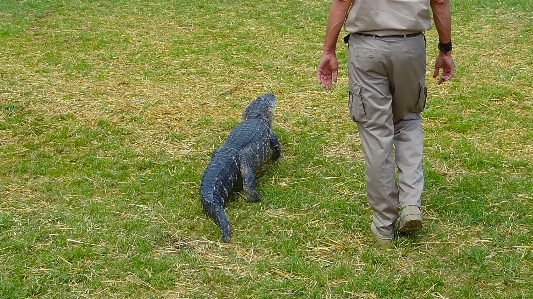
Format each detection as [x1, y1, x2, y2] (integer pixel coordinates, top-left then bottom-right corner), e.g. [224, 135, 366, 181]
[242, 93, 276, 126]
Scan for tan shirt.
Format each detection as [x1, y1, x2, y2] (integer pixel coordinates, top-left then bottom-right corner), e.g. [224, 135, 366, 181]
[344, 0, 432, 35]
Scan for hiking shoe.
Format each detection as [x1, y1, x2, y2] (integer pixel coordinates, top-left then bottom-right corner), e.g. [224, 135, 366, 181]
[370, 222, 393, 245]
[398, 206, 422, 234]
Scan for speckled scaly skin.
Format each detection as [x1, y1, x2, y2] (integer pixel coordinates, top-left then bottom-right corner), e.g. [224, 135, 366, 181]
[200, 93, 281, 242]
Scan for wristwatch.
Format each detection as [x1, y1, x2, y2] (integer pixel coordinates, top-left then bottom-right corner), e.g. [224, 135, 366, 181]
[438, 40, 453, 55]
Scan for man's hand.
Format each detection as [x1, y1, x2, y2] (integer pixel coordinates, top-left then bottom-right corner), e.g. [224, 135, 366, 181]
[317, 53, 339, 90]
[433, 51, 455, 84]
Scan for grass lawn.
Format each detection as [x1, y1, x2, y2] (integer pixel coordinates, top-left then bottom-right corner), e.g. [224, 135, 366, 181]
[1, 0, 532, 298]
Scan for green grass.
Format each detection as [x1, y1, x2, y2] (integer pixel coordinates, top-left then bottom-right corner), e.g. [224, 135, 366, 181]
[1, 0, 532, 298]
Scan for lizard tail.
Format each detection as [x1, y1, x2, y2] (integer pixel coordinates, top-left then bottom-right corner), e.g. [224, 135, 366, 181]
[201, 198, 231, 242]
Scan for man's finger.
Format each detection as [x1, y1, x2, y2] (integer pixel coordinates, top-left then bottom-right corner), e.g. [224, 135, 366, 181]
[433, 67, 439, 78]
[324, 75, 331, 90]
[317, 72, 330, 89]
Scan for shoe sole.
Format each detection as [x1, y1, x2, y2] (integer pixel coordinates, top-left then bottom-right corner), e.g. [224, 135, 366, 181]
[398, 215, 422, 233]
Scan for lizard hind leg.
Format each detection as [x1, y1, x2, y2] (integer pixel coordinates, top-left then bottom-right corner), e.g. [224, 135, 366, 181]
[244, 187, 261, 203]
[239, 150, 262, 202]
[269, 132, 282, 160]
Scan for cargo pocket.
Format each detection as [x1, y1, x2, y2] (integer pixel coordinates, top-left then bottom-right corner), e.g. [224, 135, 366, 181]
[413, 80, 427, 113]
[348, 80, 366, 123]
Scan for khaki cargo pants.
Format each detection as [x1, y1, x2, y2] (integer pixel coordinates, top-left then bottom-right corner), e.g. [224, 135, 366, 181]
[346, 33, 427, 237]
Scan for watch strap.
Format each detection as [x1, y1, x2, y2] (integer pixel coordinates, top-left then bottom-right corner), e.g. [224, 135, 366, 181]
[438, 40, 453, 54]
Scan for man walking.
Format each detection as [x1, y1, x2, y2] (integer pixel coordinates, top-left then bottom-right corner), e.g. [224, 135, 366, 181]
[317, 0, 455, 244]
